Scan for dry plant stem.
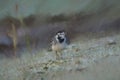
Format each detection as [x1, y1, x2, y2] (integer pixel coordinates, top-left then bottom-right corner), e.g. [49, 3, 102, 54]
[15, 3, 31, 52]
[11, 23, 17, 56]
[19, 17, 31, 52]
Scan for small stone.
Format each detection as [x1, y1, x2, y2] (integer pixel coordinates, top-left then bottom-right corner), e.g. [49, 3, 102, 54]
[75, 48, 80, 52]
[43, 66, 48, 70]
[75, 60, 81, 64]
[29, 66, 33, 69]
[107, 39, 116, 45]
[75, 68, 86, 72]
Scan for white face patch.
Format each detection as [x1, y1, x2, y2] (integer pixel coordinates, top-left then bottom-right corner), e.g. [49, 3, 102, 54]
[55, 33, 66, 43]
[61, 32, 65, 35]
[57, 32, 66, 39]
[55, 35, 59, 42]
[54, 31, 67, 43]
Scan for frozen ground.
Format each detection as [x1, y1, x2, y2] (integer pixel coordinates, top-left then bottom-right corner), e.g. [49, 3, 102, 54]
[0, 32, 120, 80]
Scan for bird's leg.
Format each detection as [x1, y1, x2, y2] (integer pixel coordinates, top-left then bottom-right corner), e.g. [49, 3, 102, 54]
[55, 51, 63, 60]
[59, 51, 63, 59]
[55, 51, 59, 60]
[55, 51, 61, 60]
[60, 52, 63, 59]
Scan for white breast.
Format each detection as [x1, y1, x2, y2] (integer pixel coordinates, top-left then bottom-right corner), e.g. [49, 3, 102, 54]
[52, 42, 67, 52]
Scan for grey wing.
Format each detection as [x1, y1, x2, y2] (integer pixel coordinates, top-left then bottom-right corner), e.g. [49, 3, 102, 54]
[65, 36, 70, 45]
[51, 37, 58, 45]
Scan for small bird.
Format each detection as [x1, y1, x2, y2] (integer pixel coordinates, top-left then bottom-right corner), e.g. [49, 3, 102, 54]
[51, 30, 69, 59]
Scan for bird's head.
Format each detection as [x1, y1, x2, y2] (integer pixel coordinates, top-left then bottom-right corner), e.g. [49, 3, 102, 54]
[55, 30, 66, 43]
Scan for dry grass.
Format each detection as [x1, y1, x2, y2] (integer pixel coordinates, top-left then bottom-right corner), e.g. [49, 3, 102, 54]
[0, 32, 120, 80]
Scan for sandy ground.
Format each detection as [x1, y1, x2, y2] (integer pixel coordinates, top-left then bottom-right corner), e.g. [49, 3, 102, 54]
[0, 31, 120, 80]
[45, 33, 120, 80]
[46, 56, 120, 80]
[0, 11, 120, 80]
[0, 1, 120, 80]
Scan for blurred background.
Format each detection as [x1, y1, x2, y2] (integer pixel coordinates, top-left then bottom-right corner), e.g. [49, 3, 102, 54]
[0, 0, 120, 56]
[0, 0, 120, 80]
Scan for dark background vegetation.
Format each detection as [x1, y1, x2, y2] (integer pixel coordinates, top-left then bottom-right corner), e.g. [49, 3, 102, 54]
[0, 0, 120, 56]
